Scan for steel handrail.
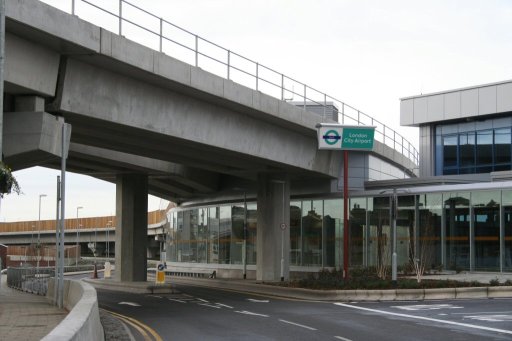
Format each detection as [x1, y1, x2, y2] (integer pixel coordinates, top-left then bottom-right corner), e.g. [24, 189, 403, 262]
[68, 0, 418, 165]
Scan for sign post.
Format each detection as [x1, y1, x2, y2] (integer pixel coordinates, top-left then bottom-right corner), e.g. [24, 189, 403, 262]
[316, 124, 375, 280]
[156, 262, 166, 284]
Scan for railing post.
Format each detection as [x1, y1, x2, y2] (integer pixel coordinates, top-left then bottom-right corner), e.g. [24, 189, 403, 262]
[383, 125, 386, 145]
[195, 35, 199, 67]
[256, 63, 259, 91]
[159, 18, 163, 52]
[118, 0, 122, 35]
[303, 84, 306, 110]
[281, 74, 285, 100]
[393, 131, 396, 151]
[402, 136, 404, 155]
[323, 94, 327, 120]
[357, 111, 360, 125]
[227, 50, 230, 80]
[342, 103, 345, 124]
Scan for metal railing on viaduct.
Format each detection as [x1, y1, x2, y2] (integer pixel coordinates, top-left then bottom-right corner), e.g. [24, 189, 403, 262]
[48, 0, 418, 165]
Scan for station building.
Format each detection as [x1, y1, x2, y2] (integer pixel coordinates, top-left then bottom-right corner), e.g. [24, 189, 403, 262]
[164, 80, 512, 278]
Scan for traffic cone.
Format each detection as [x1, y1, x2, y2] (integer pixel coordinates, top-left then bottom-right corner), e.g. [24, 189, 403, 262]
[92, 264, 98, 279]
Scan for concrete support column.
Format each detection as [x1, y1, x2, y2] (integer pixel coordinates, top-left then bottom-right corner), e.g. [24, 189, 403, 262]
[115, 174, 148, 282]
[256, 174, 290, 281]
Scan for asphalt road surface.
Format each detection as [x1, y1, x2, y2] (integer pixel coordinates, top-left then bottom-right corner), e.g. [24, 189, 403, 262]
[96, 283, 512, 341]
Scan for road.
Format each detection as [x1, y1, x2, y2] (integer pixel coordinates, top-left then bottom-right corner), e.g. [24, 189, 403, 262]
[95, 282, 512, 341]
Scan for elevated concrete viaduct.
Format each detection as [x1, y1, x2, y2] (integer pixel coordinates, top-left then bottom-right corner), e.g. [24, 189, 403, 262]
[2, 0, 416, 281]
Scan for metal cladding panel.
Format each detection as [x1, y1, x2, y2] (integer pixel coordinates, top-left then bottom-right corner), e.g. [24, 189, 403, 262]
[460, 88, 479, 117]
[400, 99, 414, 125]
[427, 95, 444, 122]
[444, 91, 461, 120]
[413, 97, 428, 123]
[497, 83, 512, 112]
[478, 86, 497, 116]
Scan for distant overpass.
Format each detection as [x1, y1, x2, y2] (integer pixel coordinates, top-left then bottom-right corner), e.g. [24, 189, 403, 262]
[2, 0, 418, 281]
[0, 210, 167, 259]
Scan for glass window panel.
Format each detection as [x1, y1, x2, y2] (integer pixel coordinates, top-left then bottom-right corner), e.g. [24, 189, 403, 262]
[504, 190, 512, 271]
[197, 208, 208, 264]
[495, 128, 511, 166]
[246, 203, 257, 265]
[444, 192, 470, 271]
[443, 135, 458, 167]
[208, 207, 219, 264]
[459, 132, 475, 167]
[219, 206, 231, 264]
[350, 197, 367, 267]
[476, 130, 493, 166]
[397, 195, 415, 268]
[230, 204, 245, 264]
[290, 201, 302, 266]
[323, 199, 342, 267]
[302, 200, 323, 266]
[472, 191, 500, 271]
[418, 193, 442, 269]
[368, 196, 390, 270]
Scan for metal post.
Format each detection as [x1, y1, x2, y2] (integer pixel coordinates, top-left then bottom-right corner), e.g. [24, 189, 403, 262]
[243, 191, 247, 279]
[71, 0, 75, 15]
[37, 194, 47, 243]
[280, 182, 285, 282]
[281, 74, 284, 100]
[227, 50, 230, 80]
[75, 206, 83, 265]
[54, 176, 60, 306]
[159, 18, 163, 52]
[392, 188, 397, 285]
[323, 94, 327, 121]
[118, 0, 122, 35]
[303, 84, 306, 110]
[255, 63, 259, 91]
[195, 35, 198, 67]
[343, 150, 349, 280]
[58, 122, 68, 309]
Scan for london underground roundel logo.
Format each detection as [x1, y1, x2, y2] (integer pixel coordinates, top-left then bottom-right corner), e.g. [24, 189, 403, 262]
[323, 129, 341, 145]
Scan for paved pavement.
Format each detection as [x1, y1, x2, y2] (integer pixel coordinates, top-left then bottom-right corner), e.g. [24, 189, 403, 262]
[0, 274, 67, 341]
[3, 270, 512, 340]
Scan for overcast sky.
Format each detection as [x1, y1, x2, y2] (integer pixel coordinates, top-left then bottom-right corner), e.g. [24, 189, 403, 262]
[2, 0, 511, 222]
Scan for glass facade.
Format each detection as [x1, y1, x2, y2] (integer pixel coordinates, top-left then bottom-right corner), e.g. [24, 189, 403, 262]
[436, 119, 512, 175]
[166, 186, 512, 273]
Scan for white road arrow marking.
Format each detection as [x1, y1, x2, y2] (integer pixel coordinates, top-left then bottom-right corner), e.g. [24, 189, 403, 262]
[465, 315, 512, 322]
[392, 304, 463, 311]
[247, 298, 270, 303]
[118, 302, 141, 307]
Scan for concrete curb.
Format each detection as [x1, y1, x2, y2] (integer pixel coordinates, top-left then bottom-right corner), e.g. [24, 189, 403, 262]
[166, 277, 512, 302]
[44, 279, 104, 341]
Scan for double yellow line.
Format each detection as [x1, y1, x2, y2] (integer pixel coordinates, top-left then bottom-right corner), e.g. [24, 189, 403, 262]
[102, 308, 163, 341]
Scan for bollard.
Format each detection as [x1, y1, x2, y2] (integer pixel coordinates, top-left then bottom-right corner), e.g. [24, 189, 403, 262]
[104, 261, 111, 278]
[92, 263, 98, 279]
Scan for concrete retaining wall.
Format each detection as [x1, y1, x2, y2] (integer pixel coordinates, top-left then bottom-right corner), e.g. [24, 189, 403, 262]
[44, 279, 104, 341]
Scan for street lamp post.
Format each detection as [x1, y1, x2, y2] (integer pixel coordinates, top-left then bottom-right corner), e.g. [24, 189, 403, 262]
[106, 220, 112, 259]
[391, 188, 397, 286]
[75, 206, 83, 265]
[37, 194, 47, 269]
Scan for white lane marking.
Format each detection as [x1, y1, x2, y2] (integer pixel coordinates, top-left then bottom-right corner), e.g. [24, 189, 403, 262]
[334, 336, 353, 341]
[279, 319, 317, 331]
[234, 310, 270, 317]
[438, 313, 448, 316]
[118, 302, 141, 307]
[247, 298, 270, 303]
[196, 298, 209, 303]
[392, 304, 463, 311]
[198, 303, 221, 309]
[167, 298, 187, 303]
[216, 303, 234, 309]
[452, 311, 512, 315]
[335, 303, 512, 335]
[146, 295, 162, 299]
[465, 315, 512, 322]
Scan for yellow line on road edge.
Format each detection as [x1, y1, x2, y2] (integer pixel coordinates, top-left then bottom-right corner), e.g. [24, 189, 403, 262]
[102, 308, 163, 341]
